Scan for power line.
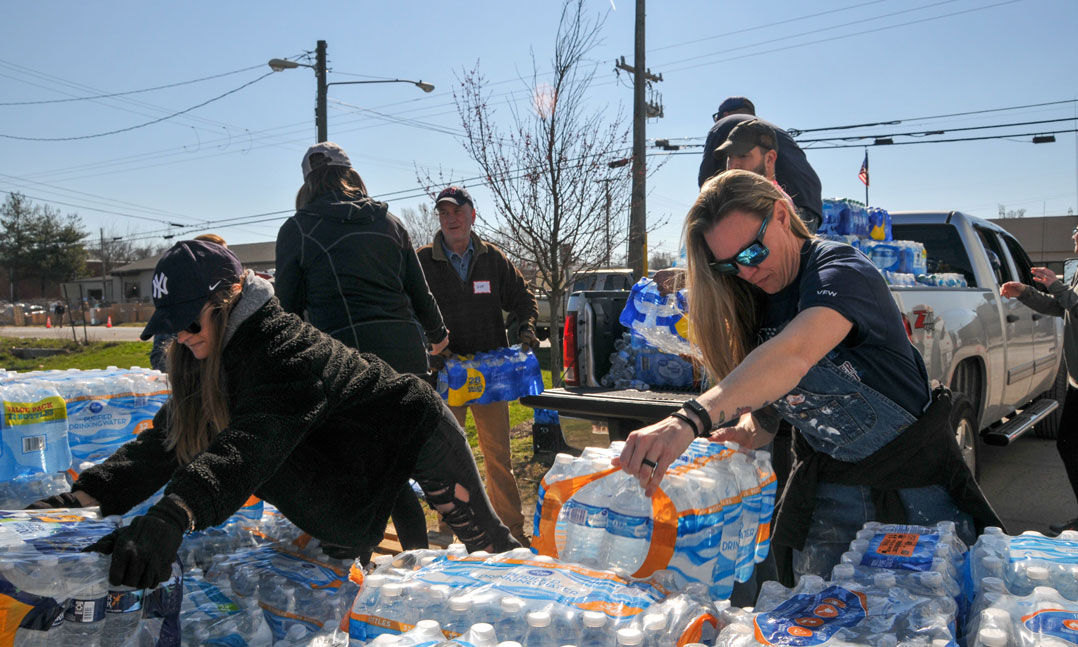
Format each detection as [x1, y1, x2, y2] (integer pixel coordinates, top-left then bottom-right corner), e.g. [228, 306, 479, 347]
[0, 72, 275, 141]
[795, 117, 1078, 144]
[788, 99, 1078, 136]
[0, 63, 267, 106]
[0, 190, 176, 226]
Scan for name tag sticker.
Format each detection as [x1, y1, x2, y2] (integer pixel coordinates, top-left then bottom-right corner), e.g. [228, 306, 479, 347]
[473, 281, 491, 294]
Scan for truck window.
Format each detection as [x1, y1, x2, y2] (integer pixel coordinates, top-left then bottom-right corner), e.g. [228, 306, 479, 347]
[1002, 234, 1036, 287]
[891, 223, 976, 286]
[975, 228, 1013, 286]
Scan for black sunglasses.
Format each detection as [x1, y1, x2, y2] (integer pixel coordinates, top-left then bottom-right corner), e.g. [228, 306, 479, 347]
[708, 212, 771, 275]
[183, 320, 202, 335]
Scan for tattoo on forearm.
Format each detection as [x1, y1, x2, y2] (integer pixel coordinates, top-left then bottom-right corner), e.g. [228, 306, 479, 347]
[734, 406, 752, 417]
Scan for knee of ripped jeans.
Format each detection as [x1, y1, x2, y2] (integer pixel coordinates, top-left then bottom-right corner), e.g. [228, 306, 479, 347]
[420, 480, 490, 550]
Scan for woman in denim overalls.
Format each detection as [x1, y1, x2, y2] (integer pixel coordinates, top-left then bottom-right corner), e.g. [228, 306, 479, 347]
[617, 170, 999, 583]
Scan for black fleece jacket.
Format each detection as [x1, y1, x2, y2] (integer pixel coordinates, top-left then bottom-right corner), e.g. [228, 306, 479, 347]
[275, 191, 446, 374]
[74, 296, 444, 548]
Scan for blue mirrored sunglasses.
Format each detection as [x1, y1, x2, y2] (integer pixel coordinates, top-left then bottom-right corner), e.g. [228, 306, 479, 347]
[708, 213, 771, 275]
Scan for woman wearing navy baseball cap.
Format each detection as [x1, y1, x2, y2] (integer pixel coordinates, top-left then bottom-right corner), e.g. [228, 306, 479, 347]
[28, 239, 518, 589]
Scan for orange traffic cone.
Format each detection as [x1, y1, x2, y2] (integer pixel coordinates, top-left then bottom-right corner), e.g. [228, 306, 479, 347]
[106, 316, 113, 328]
[45, 316, 52, 329]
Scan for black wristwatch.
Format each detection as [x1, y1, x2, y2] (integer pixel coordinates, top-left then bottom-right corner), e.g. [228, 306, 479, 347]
[681, 399, 713, 438]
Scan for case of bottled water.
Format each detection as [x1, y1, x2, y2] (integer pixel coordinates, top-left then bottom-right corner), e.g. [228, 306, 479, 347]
[0, 509, 182, 647]
[437, 346, 544, 407]
[618, 279, 697, 359]
[348, 546, 719, 645]
[0, 379, 72, 480]
[532, 440, 776, 601]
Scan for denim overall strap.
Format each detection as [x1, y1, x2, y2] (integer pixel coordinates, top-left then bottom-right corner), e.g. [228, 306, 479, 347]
[772, 353, 921, 462]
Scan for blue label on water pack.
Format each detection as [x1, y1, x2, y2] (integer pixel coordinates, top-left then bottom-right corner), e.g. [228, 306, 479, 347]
[1009, 536, 1078, 563]
[753, 586, 868, 646]
[564, 500, 608, 528]
[860, 528, 939, 571]
[1022, 609, 1078, 642]
[202, 634, 249, 647]
[606, 511, 651, 540]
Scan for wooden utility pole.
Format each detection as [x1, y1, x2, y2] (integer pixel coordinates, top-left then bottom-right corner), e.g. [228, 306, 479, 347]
[315, 40, 328, 143]
[616, 0, 662, 280]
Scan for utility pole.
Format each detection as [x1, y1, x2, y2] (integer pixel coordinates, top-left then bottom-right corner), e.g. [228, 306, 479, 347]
[99, 228, 107, 304]
[315, 40, 328, 143]
[616, 0, 662, 280]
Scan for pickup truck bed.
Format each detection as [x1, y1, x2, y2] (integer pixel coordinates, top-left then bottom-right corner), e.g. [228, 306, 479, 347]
[522, 386, 688, 439]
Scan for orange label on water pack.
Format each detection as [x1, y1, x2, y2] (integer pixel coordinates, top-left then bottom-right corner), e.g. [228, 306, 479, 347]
[876, 532, 919, 556]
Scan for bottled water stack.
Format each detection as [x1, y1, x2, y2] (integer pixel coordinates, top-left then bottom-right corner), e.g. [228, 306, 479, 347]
[535, 440, 776, 600]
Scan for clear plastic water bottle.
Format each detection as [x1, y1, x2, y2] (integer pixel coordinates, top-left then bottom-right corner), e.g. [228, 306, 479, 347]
[561, 459, 614, 566]
[228, 563, 260, 608]
[578, 610, 606, 647]
[615, 627, 643, 646]
[494, 596, 527, 642]
[373, 582, 406, 631]
[752, 450, 776, 564]
[101, 585, 144, 647]
[639, 613, 667, 647]
[521, 610, 558, 647]
[599, 474, 652, 575]
[398, 619, 445, 646]
[444, 595, 476, 637]
[457, 622, 499, 647]
[60, 568, 108, 647]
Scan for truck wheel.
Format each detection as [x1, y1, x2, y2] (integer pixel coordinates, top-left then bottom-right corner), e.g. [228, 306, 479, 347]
[950, 393, 980, 481]
[1034, 359, 1068, 440]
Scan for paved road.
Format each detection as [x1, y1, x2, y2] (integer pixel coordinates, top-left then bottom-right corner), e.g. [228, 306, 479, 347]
[0, 325, 147, 342]
[979, 433, 1073, 535]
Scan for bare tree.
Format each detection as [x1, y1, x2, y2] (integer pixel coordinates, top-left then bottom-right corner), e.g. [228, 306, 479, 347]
[426, 0, 637, 385]
[399, 204, 440, 248]
[97, 228, 166, 276]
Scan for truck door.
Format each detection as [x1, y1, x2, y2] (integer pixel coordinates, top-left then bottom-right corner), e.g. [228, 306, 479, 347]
[1002, 233, 1061, 395]
[977, 227, 1036, 406]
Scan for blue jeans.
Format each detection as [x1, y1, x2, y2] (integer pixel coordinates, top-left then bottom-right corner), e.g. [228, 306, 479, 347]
[792, 482, 976, 580]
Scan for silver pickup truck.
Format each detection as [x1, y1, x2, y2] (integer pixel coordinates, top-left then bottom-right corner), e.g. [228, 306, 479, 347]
[522, 211, 1066, 478]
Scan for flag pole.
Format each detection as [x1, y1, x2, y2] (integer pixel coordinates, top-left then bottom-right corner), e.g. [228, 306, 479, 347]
[864, 147, 869, 206]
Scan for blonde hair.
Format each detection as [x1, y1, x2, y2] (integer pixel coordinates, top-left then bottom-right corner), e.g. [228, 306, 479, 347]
[164, 280, 242, 464]
[295, 165, 368, 211]
[684, 170, 813, 381]
[193, 233, 227, 247]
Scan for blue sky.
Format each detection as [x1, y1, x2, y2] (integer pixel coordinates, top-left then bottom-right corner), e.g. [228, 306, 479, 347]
[2, 0, 1076, 261]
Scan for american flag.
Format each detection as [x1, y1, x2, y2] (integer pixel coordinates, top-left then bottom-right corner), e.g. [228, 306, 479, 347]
[858, 151, 869, 186]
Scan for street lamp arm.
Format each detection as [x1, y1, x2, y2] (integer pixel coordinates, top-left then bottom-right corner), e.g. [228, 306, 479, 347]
[327, 79, 435, 92]
[268, 58, 314, 71]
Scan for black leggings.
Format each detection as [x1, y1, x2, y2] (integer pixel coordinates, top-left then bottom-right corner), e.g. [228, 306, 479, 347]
[390, 484, 429, 550]
[1058, 386, 1078, 507]
[410, 402, 520, 553]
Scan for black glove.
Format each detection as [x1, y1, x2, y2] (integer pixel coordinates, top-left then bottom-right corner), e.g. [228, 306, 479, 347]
[25, 491, 87, 510]
[86, 496, 188, 589]
[518, 328, 538, 353]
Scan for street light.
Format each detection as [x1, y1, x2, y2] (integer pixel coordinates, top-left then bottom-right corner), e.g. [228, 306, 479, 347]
[268, 41, 434, 142]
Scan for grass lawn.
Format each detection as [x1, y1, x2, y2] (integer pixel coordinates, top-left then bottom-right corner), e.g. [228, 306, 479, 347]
[0, 337, 153, 372]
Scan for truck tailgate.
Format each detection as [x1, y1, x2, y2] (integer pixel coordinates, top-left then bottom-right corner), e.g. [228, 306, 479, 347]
[522, 387, 688, 423]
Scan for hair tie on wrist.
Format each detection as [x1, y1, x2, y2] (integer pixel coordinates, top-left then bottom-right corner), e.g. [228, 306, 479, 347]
[682, 399, 713, 437]
[670, 411, 701, 438]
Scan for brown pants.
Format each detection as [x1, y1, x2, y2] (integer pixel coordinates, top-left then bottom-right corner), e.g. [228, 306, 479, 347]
[449, 401, 527, 542]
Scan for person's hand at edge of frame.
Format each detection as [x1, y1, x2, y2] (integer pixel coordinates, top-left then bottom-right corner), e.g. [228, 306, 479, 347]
[652, 268, 686, 297]
[518, 328, 538, 353]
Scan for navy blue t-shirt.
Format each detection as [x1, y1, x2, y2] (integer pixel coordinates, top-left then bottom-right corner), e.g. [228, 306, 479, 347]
[759, 239, 931, 417]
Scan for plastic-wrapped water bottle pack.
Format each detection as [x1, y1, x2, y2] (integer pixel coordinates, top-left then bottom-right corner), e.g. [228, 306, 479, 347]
[532, 439, 776, 601]
[618, 279, 697, 359]
[715, 520, 968, 647]
[436, 346, 544, 407]
[600, 333, 697, 391]
[348, 545, 721, 646]
[0, 509, 183, 647]
[0, 366, 169, 480]
[966, 586, 1078, 647]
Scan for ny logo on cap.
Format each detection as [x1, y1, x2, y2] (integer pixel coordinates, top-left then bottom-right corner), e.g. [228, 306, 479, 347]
[152, 273, 168, 299]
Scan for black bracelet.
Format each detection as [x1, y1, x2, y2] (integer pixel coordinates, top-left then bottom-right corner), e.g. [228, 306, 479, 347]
[682, 399, 713, 437]
[669, 411, 701, 438]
